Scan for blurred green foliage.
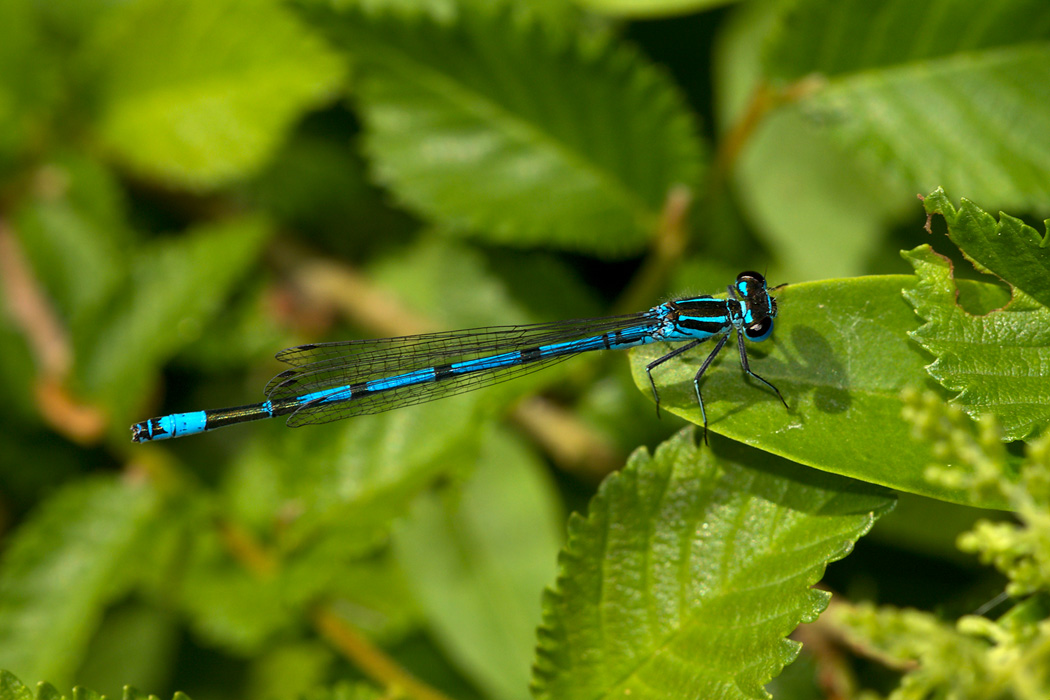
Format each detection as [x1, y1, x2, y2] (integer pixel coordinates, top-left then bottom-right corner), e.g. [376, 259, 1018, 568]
[0, 0, 1048, 698]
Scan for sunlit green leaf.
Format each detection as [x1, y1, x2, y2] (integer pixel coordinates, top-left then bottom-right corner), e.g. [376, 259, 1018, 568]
[0, 669, 193, 700]
[923, 187, 1050, 309]
[532, 430, 893, 699]
[0, 670, 34, 700]
[904, 245, 1050, 441]
[629, 274, 1014, 508]
[716, 0, 913, 282]
[319, 8, 704, 256]
[763, 0, 1050, 210]
[83, 0, 344, 188]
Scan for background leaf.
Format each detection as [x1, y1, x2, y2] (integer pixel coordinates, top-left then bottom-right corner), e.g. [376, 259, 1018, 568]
[320, 8, 704, 256]
[763, 0, 1050, 210]
[576, 0, 738, 18]
[79, 216, 271, 429]
[924, 187, 1050, 309]
[0, 0, 59, 171]
[904, 245, 1050, 441]
[394, 428, 561, 700]
[84, 0, 344, 188]
[0, 478, 159, 686]
[716, 0, 913, 282]
[531, 430, 893, 700]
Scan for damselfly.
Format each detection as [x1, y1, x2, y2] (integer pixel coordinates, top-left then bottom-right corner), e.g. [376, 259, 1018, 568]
[130, 271, 787, 443]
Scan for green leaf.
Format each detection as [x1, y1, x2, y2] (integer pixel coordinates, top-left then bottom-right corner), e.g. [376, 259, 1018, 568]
[227, 393, 485, 551]
[320, 8, 704, 256]
[75, 602, 179, 700]
[0, 0, 59, 171]
[13, 155, 131, 333]
[0, 670, 194, 700]
[903, 245, 1050, 441]
[394, 428, 562, 700]
[629, 274, 1018, 508]
[244, 642, 334, 700]
[83, 0, 344, 188]
[716, 1, 912, 281]
[299, 681, 382, 700]
[0, 670, 34, 700]
[923, 187, 1050, 310]
[188, 398, 483, 652]
[177, 526, 298, 654]
[531, 430, 893, 700]
[763, 0, 1050, 210]
[0, 479, 159, 686]
[576, 0, 739, 18]
[80, 216, 270, 429]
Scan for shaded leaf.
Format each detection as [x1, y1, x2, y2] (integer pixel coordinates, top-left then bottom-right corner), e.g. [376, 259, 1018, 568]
[0, 479, 159, 686]
[185, 396, 483, 652]
[74, 602, 178, 700]
[923, 187, 1050, 309]
[320, 8, 703, 256]
[394, 428, 561, 700]
[764, 0, 1050, 210]
[903, 245, 1050, 441]
[629, 273, 1014, 508]
[84, 0, 344, 188]
[531, 430, 893, 699]
[0, 0, 59, 171]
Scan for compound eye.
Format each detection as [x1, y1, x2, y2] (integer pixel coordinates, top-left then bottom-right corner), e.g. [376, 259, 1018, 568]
[736, 270, 766, 296]
[745, 316, 774, 342]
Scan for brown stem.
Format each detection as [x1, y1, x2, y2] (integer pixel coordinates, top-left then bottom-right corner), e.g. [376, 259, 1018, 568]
[311, 605, 455, 700]
[0, 218, 107, 442]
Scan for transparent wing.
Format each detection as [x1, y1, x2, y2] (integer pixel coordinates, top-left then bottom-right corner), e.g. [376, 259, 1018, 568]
[266, 312, 660, 427]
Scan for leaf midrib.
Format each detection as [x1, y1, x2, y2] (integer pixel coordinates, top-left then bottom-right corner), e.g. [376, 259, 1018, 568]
[357, 31, 658, 230]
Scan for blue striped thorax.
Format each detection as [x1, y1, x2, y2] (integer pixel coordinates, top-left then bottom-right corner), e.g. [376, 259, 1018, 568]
[654, 270, 776, 344]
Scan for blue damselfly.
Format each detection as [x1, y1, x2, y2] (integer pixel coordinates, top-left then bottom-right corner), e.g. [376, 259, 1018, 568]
[131, 271, 786, 443]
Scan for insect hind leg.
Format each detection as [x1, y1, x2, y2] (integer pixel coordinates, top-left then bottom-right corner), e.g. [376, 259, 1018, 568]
[735, 331, 787, 409]
[691, 334, 729, 445]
